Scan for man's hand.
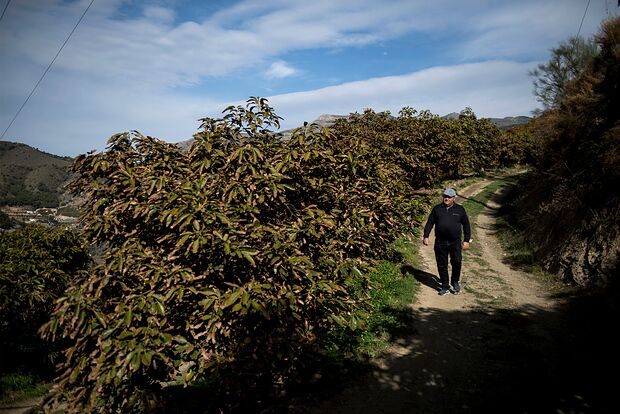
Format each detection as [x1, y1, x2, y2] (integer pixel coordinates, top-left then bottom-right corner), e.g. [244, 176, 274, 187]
[462, 241, 470, 250]
[423, 237, 430, 246]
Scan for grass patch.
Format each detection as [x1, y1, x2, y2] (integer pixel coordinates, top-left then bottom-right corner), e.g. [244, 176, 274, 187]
[460, 176, 515, 217]
[356, 237, 420, 357]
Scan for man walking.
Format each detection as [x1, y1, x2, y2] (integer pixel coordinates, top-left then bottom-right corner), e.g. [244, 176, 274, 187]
[423, 188, 472, 295]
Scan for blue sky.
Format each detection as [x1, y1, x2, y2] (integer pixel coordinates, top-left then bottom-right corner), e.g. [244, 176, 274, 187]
[0, 0, 616, 156]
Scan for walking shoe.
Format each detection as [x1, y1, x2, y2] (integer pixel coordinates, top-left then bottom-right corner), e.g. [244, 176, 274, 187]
[438, 288, 450, 296]
[452, 283, 461, 294]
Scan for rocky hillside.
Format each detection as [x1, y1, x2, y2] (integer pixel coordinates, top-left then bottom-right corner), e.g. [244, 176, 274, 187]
[0, 141, 73, 208]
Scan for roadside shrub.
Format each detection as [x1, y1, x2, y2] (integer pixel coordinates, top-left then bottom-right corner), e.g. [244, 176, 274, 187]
[41, 98, 421, 412]
[454, 108, 502, 174]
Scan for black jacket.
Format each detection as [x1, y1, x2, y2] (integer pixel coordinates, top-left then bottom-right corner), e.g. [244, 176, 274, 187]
[423, 202, 471, 243]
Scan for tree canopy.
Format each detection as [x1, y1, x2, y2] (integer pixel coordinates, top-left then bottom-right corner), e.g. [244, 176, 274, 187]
[529, 35, 599, 109]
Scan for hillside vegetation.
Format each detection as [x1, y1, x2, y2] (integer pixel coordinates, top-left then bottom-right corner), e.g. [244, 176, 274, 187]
[507, 16, 620, 288]
[0, 141, 72, 207]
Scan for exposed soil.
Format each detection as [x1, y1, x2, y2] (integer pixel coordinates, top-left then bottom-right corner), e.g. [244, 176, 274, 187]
[304, 179, 617, 414]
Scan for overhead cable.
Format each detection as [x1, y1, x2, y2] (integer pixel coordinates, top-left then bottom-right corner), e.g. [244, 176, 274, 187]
[577, 0, 592, 38]
[0, 0, 11, 24]
[1, 0, 96, 140]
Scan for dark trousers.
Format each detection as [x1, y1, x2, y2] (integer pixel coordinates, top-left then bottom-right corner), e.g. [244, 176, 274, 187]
[434, 240, 462, 289]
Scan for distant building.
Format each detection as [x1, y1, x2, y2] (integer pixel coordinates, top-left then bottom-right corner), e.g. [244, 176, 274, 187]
[0, 205, 77, 226]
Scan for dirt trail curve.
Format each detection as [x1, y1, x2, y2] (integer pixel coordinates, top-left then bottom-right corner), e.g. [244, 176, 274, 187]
[307, 178, 614, 414]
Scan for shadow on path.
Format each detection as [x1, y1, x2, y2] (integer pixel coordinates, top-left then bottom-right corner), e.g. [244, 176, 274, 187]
[299, 288, 618, 414]
[402, 265, 441, 291]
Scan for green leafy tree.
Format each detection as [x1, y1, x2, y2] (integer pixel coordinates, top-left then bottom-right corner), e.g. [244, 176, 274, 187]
[496, 124, 537, 166]
[334, 106, 503, 187]
[443, 108, 501, 176]
[0, 225, 90, 375]
[41, 98, 416, 413]
[529, 35, 599, 109]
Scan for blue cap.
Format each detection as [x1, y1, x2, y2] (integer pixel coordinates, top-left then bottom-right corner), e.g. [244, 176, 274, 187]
[443, 188, 456, 197]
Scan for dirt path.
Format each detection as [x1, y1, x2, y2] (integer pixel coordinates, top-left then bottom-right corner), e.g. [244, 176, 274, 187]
[307, 179, 614, 414]
[0, 397, 42, 414]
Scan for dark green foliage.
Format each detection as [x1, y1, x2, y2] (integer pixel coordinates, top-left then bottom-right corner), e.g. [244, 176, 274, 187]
[0, 210, 13, 229]
[528, 17, 620, 222]
[39, 94, 533, 412]
[496, 124, 537, 166]
[330, 106, 504, 188]
[0, 225, 90, 377]
[41, 97, 423, 413]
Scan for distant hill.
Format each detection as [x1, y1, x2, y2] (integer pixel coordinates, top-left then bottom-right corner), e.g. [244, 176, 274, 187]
[442, 112, 531, 129]
[274, 114, 349, 141]
[488, 116, 532, 129]
[0, 141, 73, 207]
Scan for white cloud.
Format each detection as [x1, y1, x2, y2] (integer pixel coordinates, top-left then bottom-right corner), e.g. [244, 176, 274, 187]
[267, 60, 540, 129]
[1, 59, 539, 156]
[457, 0, 610, 61]
[0, 71, 221, 156]
[143, 6, 176, 24]
[1, 0, 609, 89]
[265, 61, 298, 79]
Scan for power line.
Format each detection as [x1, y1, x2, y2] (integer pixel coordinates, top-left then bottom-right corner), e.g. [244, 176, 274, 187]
[1, 0, 96, 140]
[576, 0, 592, 38]
[0, 0, 11, 23]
